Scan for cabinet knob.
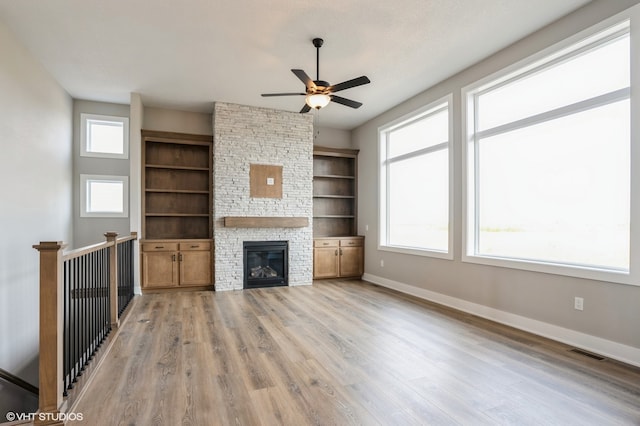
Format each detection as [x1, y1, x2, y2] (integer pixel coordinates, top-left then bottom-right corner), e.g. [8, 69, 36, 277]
[172, 254, 176, 262]
[191, 245, 199, 248]
[156, 246, 164, 249]
[335, 249, 338, 256]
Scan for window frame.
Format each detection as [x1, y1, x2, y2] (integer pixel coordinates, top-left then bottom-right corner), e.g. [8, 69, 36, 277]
[80, 113, 129, 159]
[462, 13, 638, 286]
[378, 95, 454, 260]
[80, 174, 129, 218]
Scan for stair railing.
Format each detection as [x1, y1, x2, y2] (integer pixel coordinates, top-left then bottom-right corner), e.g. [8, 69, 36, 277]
[33, 231, 137, 424]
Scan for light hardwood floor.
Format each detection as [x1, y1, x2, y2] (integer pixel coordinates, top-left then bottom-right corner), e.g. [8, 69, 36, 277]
[72, 280, 640, 425]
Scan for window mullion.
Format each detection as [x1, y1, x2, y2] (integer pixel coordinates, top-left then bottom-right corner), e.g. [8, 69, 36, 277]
[473, 94, 481, 255]
[386, 141, 448, 164]
[477, 87, 630, 140]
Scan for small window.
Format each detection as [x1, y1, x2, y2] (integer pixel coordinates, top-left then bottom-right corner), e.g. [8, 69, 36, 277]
[80, 175, 129, 218]
[80, 113, 129, 159]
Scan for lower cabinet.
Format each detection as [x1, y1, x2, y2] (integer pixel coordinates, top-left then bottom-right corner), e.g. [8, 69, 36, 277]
[141, 240, 213, 289]
[313, 237, 364, 279]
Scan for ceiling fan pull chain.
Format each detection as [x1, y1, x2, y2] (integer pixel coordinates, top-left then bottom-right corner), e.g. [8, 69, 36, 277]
[313, 109, 321, 141]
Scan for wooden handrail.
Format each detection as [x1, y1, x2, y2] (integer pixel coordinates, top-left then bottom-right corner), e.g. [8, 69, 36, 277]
[59, 231, 136, 261]
[62, 241, 112, 261]
[116, 231, 138, 244]
[0, 367, 39, 396]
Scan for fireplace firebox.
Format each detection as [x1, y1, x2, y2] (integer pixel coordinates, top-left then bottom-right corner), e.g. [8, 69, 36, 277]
[243, 241, 288, 289]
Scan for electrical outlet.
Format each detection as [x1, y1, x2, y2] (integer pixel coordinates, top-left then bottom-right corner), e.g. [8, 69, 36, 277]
[574, 297, 584, 311]
[365, 224, 369, 232]
[380, 259, 384, 268]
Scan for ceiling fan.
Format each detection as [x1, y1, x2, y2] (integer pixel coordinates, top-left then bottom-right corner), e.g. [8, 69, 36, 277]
[262, 38, 371, 113]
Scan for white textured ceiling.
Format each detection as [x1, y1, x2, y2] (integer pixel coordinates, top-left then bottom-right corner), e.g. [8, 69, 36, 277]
[0, 0, 591, 129]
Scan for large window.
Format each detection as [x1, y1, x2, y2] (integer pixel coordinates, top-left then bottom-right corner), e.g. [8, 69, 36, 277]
[464, 21, 631, 281]
[379, 97, 452, 258]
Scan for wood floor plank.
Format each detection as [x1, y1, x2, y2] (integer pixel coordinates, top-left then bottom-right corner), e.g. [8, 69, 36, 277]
[70, 280, 640, 425]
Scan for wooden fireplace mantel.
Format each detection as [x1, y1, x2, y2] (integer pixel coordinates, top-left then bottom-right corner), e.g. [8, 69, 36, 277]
[223, 216, 309, 228]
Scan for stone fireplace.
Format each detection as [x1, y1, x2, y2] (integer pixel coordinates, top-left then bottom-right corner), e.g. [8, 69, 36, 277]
[212, 102, 314, 291]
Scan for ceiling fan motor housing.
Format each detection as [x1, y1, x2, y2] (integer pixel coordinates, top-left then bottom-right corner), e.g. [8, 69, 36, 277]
[310, 80, 330, 94]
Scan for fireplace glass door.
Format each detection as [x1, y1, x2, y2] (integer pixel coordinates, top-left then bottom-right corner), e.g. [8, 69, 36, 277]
[243, 241, 288, 289]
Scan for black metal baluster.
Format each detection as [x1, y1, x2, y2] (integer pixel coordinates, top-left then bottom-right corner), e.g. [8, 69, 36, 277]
[101, 248, 105, 342]
[118, 243, 124, 315]
[72, 257, 79, 384]
[116, 244, 121, 316]
[77, 255, 82, 377]
[63, 260, 69, 396]
[89, 251, 95, 361]
[80, 254, 86, 375]
[105, 248, 110, 334]
[94, 251, 98, 356]
[98, 249, 104, 346]
[97, 249, 101, 347]
[88, 252, 94, 362]
[109, 247, 113, 328]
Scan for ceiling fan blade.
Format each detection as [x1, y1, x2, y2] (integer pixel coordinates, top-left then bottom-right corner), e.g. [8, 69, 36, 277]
[330, 95, 363, 109]
[300, 104, 311, 113]
[261, 93, 306, 97]
[292, 69, 316, 90]
[327, 76, 370, 93]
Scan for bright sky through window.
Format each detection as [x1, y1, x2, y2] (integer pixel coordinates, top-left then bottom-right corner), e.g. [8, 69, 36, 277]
[469, 25, 630, 272]
[87, 120, 125, 155]
[87, 180, 124, 213]
[380, 99, 451, 256]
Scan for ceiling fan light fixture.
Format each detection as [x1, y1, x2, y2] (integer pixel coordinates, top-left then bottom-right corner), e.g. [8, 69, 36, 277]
[305, 93, 331, 109]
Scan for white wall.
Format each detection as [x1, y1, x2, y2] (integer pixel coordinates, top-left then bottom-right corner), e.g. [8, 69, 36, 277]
[314, 126, 352, 149]
[0, 19, 72, 412]
[143, 107, 212, 135]
[73, 100, 131, 247]
[353, 0, 640, 365]
[130, 93, 144, 294]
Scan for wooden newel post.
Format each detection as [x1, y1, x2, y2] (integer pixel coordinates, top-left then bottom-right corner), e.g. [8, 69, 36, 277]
[33, 241, 66, 426]
[104, 232, 119, 329]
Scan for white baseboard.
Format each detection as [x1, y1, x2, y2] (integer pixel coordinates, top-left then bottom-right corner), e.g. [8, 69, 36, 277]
[362, 273, 640, 368]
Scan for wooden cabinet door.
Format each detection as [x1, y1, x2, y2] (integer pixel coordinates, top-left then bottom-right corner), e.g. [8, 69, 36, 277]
[180, 250, 212, 286]
[142, 252, 179, 288]
[313, 247, 340, 279]
[339, 246, 364, 278]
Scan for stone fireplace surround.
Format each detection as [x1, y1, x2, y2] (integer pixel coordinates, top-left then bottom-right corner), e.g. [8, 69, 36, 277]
[212, 102, 314, 291]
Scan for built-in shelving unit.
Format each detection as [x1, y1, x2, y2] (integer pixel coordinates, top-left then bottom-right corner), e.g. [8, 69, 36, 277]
[142, 130, 213, 240]
[312, 146, 364, 279]
[141, 130, 214, 291]
[313, 146, 358, 237]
